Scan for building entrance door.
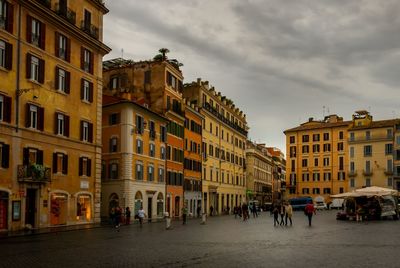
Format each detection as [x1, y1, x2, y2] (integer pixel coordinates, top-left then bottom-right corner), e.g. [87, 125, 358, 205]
[25, 189, 37, 227]
[174, 196, 180, 217]
[0, 191, 9, 229]
[147, 197, 152, 222]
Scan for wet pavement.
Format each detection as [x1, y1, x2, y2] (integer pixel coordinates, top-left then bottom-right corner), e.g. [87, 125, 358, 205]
[1, 210, 399, 268]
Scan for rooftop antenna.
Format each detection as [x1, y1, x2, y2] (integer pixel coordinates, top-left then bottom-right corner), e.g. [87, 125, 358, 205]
[121, 48, 124, 59]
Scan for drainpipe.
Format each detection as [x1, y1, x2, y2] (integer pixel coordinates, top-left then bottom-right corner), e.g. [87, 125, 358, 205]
[15, 1, 22, 132]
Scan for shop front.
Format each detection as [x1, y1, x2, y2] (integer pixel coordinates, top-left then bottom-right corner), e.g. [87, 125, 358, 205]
[50, 193, 68, 226]
[0, 191, 9, 230]
[76, 194, 92, 222]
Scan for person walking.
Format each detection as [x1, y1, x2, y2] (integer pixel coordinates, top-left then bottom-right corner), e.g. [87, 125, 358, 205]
[125, 207, 131, 225]
[285, 202, 293, 226]
[197, 206, 201, 218]
[109, 207, 116, 227]
[182, 205, 188, 225]
[242, 203, 248, 221]
[252, 202, 258, 218]
[305, 201, 316, 226]
[273, 205, 280, 226]
[210, 205, 214, 216]
[279, 203, 285, 226]
[115, 206, 122, 231]
[138, 206, 146, 227]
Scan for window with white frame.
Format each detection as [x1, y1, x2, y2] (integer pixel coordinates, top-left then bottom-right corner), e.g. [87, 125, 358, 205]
[82, 121, 89, 142]
[58, 68, 66, 92]
[0, 1, 6, 29]
[160, 146, 166, 160]
[83, 49, 91, 72]
[57, 113, 65, 135]
[158, 167, 164, 182]
[148, 165, 154, 181]
[58, 34, 67, 60]
[0, 95, 3, 121]
[110, 163, 118, 179]
[31, 18, 41, 46]
[136, 162, 143, 180]
[136, 139, 143, 154]
[110, 137, 118, 152]
[149, 143, 155, 157]
[29, 105, 38, 129]
[30, 56, 39, 81]
[82, 79, 90, 102]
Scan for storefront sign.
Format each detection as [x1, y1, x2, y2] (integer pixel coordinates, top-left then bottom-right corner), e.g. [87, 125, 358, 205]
[80, 181, 89, 189]
[12, 201, 21, 221]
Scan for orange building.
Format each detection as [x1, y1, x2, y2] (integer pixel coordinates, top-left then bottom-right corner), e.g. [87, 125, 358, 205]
[183, 101, 203, 217]
[103, 56, 185, 218]
[0, 0, 110, 231]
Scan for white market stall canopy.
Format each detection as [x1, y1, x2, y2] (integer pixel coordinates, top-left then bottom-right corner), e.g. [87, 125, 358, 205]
[331, 186, 398, 198]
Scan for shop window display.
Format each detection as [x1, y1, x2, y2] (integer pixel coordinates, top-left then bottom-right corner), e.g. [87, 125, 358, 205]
[76, 195, 91, 221]
[50, 193, 68, 225]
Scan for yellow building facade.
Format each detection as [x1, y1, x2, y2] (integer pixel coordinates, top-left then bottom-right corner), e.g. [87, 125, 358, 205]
[0, 0, 110, 231]
[285, 115, 349, 202]
[183, 78, 248, 215]
[245, 141, 273, 204]
[101, 96, 168, 221]
[348, 111, 399, 190]
[394, 123, 400, 190]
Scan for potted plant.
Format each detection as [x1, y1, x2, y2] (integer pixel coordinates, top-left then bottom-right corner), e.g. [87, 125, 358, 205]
[30, 163, 46, 181]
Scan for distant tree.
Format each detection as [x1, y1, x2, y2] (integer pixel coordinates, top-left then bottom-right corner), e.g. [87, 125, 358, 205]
[159, 48, 170, 60]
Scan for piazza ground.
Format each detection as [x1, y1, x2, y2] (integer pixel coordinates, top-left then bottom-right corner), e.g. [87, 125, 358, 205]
[0, 210, 399, 268]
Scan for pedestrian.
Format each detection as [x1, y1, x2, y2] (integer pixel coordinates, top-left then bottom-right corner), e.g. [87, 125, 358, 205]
[109, 207, 116, 227]
[238, 206, 242, 218]
[279, 203, 285, 226]
[242, 203, 249, 221]
[210, 205, 214, 216]
[125, 207, 131, 225]
[197, 206, 201, 218]
[305, 201, 316, 226]
[138, 206, 146, 227]
[273, 205, 279, 226]
[115, 206, 122, 230]
[252, 202, 258, 218]
[182, 205, 188, 225]
[234, 206, 238, 218]
[285, 202, 293, 226]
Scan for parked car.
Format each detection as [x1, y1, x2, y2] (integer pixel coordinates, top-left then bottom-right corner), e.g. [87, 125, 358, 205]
[315, 201, 327, 210]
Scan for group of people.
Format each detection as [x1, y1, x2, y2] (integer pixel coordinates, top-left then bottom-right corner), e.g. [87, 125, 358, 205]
[232, 203, 259, 221]
[109, 206, 147, 230]
[272, 202, 293, 226]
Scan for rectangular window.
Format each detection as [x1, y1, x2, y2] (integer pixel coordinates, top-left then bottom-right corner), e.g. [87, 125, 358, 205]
[323, 144, 331, 152]
[79, 157, 91, 177]
[388, 177, 393, 187]
[350, 161, 355, 172]
[314, 158, 318, 167]
[81, 47, 93, 74]
[136, 115, 144, 134]
[55, 113, 69, 137]
[365, 161, 370, 173]
[158, 168, 164, 182]
[350, 132, 355, 141]
[339, 157, 344, 170]
[313, 144, 320, 153]
[135, 162, 143, 180]
[148, 165, 154, 181]
[289, 136, 295, 144]
[81, 79, 93, 102]
[385, 144, 393, 155]
[339, 131, 344, 140]
[136, 139, 143, 154]
[365, 178, 371, 187]
[110, 137, 118, 152]
[149, 143, 155, 157]
[27, 16, 45, 49]
[56, 32, 69, 61]
[30, 55, 39, 81]
[110, 163, 118, 179]
[387, 159, 393, 173]
[302, 135, 309, 143]
[52, 153, 68, 175]
[55, 67, 70, 93]
[396, 136, 400, 145]
[323, 133, 329, 141]
[364, 145, 372, 156]
[312, 134, 320, 142]
[337, 142, 344, 151]
[82, 121, 89, 141]
[302, 145, 309, 154]
[323, 157, 329, 166]
[161, 147, 166, 160]
[366, 131, 371, 140]
[302, 159, 308, 167]
[350, 147, 354, 158]
[387, 129, 393, 138]
[350, 178, 355, 188]
[0, 94, 10, 123]
[160, 125, 166, 142]
[324, 172, 331, 181]
[109, 113, 119, 125]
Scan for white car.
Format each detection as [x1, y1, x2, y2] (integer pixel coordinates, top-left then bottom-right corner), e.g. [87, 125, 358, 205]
[315, 201, 327, 210]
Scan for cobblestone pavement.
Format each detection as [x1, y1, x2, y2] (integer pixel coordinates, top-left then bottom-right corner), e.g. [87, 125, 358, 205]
[1, 210, 400, 268]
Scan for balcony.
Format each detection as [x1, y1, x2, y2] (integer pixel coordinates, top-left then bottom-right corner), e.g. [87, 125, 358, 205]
[384, 169, 394, 176]
[348, 170, 357, 177]
[81, 21, 99, 39]
[17, 165, 51, 183]
[363, 169, 373, 176]
[348, 134, 393, 143]
[55, 4, 76, 25]
[202, 102, 248, 136]
[38, 0, 51, 8]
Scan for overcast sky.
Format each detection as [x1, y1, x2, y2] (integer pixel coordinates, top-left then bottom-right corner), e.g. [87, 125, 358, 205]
[103, 0, 400, 153]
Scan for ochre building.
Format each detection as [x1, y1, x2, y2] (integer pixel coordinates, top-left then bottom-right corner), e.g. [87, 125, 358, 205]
[0, 0, 110, 231]
[102, 57, 185, 218]
[183, 78, 248, 215]
[284, 115, 349, 202]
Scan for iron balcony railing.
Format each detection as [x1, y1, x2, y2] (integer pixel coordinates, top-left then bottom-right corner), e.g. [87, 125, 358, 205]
[38, 0, 51, 9]
[17, 165, 51, 183]
[80, 20, 99, 39]
[55, 3, 76, 25]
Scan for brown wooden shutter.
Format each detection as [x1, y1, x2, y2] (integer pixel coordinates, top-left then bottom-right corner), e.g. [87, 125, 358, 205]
[38, 59, 45, 84]
[78, 157, 83, 176]
[87, 159, 91, 177]
[40, 22, 46, 50]
[80, 79, 84, 100]
[89, 82, 93, 102]
[5, 42, 12, 70]
[23, 147, 29, 165]
[66, 37, 71, 62]
[38, 106, 44, 131]
[65, 71, 70, 94]
[26, 53, 32, 79]
[80, 47, 84, 70]
[37, 150, 43, 165]
[65, 115, 70, 137]
[55, 67, 60, 90]
[89, 51, 94, 74]
[62, 154, 68, 175]
[54, 32, 60, 57]
[54, 112, 58, 134]
[1, 144, 10, 168]
[3, 95, 12, 123]
[25, 103, 31, 128]
[6, 3, 14, 34]
[26, 15, 32, 43]
[88, 123, 93, 143]
[52, 152, 57, 173]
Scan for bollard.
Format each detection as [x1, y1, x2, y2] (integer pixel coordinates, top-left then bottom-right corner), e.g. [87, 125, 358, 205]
[165, 212, 172, 230]
[201, 213, 207, 225]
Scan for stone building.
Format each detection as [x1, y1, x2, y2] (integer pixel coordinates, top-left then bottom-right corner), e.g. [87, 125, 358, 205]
[183, 78, 248, 215]
[0, 0, 110, 231]
[101, 95, 168, 221]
